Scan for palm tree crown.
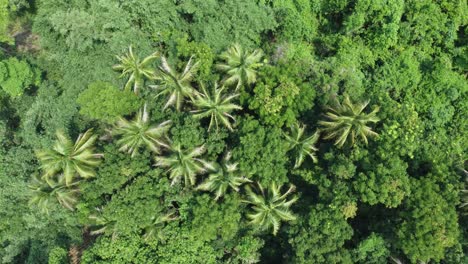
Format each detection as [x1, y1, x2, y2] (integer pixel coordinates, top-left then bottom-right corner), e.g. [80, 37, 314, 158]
[319, 96, 379, 148]
[243, 182, 298, 235]
[112, 104, 171, 157]
[151, 56, 199, 111]
[216, 44, 263, 90]
[190, 83, 242, 131]
[197, 152, 251, 200]
[36, 129, 103, 186]
[283, 122, 320, 168]
[28, 174, 80, 213]
[154, 143, 215, 186]
[113, 46, 159, 94]
[143, 209, 178, 242]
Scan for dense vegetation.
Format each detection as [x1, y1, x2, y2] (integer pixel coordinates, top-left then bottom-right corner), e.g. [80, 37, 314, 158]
[1, 0, 467, 263]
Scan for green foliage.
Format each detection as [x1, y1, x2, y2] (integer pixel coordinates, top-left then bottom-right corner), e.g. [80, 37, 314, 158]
[248, 63, 316, 126]
[353, 156, 410, 208]
[77, 81, 142, 123]
[283, 122, 319, 168]
[2, 0, 467, 262]
[48, 247, 68, 264]
[36, 129, 103, 186]
[232, 117, 289, 184]
[190, 83, 242, 131]
[112, 105, 171, 157]
[0, 0, 12, 44]
[354, 233, 389, 264]
[244, 182, 298, 235]
[197, 152, 251, 200]
[319, 96, 380, 148]
[155, 143, 215, 186]
[0, 57, 39, 97]
[178, 0, 276, 51]
[216, 44, 264, 90]
[270, 0, 318, 41]
[397, 179, 460, 263]
[153, 56, 199, 111]
[28, 174, 80, 213]
[113, 46, 158, 94]
[288, 204, 353, 263]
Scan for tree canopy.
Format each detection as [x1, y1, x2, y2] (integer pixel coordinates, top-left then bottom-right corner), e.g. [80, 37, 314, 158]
[0, 0, 467, 263]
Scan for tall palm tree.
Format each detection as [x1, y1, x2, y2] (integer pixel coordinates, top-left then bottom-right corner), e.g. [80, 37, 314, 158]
[197, 152, 251, 200]
[113, 46, 159, 94]
[36, 129, 103, 186]
[88, 207, 118, 240]
[216, 44, 264, 90]
[319, 96, 379, 148]
[112, 104, 171, 157]
[243, 182, 298, 235]
[28, 174, 80, 213]
[151, 56, 199, 111]
[154, 143, 215, 187]
[283, 122, 320, 168]
[190, 83, 242, 131]
[143, 209, 178, 242]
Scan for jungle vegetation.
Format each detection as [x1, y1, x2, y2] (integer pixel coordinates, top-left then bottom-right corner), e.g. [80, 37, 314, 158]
[0, 0, 467, 263]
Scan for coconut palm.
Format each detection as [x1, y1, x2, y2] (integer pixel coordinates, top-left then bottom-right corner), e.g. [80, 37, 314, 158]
[112, 104, 171, 157]
[197, 152, 251, 200]
[283, 122, 320, 168]
[143, 209, 178, 242]
[216, 44, 264, 90]
[113, 46, 159, 94]
[88, 207, 118, 240]
[28, 174, 80, 213]
[154, 143, 215, 186]
[151, 56, 199, 111]
[190, 83, 242, 131]
[36, 129, 103, 186]
[319, 96, 379, 148]
[243, 182, 298, 235]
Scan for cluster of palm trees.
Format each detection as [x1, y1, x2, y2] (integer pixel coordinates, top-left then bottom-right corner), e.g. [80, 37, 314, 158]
[30, 44, 381, 236]
[30, 129, 103, 213]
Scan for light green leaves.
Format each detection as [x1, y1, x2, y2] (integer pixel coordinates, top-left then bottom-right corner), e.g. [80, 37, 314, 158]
[191, 83, 242, 131]
[28, 174, 80, 213]
[112, 105, 171, 157]
[283, 122, 319, 168]
[243, 182, 298, 235]
[197, 152, 251, 200]
[152, 56, 199, 111]
[113, 46, 159, 94]
[319, 96, 379, 148]
[36, 129, 103, 186]
[216, 44, 263, 90]
[155, 143, 215, 187]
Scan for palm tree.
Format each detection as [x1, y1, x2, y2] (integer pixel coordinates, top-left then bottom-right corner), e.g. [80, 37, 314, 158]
[319, 96, 379, 148]
[283, 122, 320, 168]
[88, 207, 118, 240]
[243, 182, 298, 235]
[28, 174, 80, 213]
[216, 44, 264, 90]
[36, 129, 103, 186]
[151, 56, 199, 111]
[143, 209, 178, 242]
[112, 104, 171, 157]
[154, 143, 215, 186]
[113, 46, 158, 94]
[190, 83, 242, 131]
[197, 152, 251, 200]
